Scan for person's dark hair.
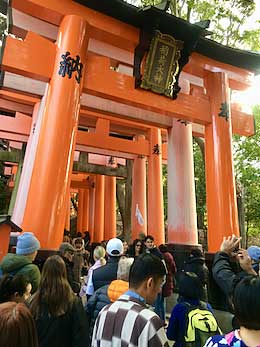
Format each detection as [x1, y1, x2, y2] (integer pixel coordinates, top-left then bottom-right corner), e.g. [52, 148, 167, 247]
[30, 255, 74, 317]
[159, 244, 168, 253]
[129, 253, 166, 288]
[233, 275, 260, 330]
[0, 302, 38, 347]
[179, 272, 203, 300]
[190, 249, 203, 258]
[0, 274, 30, 303]
[64, 229, 70, 236]
[129, 239, 144, 257]
[83, 231, 90, 244]
[144, 235, 154, 242]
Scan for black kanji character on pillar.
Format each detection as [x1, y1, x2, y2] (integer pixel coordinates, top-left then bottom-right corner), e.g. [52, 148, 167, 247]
[58, 52, 83, 84]
[153, 144, 161, 155]
[108, 156, 115, 165]
[218, 102, 229, 121]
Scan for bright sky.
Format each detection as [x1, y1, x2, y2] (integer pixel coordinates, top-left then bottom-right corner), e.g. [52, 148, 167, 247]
[231, 1, 260, 110]
[232, 75, 260, 112]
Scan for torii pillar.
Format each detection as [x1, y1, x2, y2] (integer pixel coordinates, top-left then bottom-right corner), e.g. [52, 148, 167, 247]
[64, 190, 71, 232]
[12, 100, 42, 227]
[205, 72, 239, 252]
[77, 189, 84, 233]
[167, 119, 198, 245]
[82, 188, 89, 233]
[93, 175, 105, 242]
[147, 128, 165, 245]
[104, 176, 116, 240]
[131, 135, 147, 240]
[88, 175, 96, 242]
[22, 15, 88, 249]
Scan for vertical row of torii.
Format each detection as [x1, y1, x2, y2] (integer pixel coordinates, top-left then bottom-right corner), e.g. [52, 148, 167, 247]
[0, 0, 259, 258]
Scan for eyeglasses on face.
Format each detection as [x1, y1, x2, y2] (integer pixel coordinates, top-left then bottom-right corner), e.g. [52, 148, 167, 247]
[136, 244, 142, 247]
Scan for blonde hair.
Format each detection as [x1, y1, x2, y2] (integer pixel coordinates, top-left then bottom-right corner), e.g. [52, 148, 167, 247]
[94, 246, 106, 265]
[117, 257, 134, 281]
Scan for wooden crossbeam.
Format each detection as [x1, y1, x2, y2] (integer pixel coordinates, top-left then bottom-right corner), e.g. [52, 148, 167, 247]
[73, 162, 127, 178]
[0, 150, 21, 162]
[77, 130, 150, 156]
[12, 0, 254, 89]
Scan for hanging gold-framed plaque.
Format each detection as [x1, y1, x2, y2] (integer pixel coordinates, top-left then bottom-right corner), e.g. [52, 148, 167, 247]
[140, 31, 183, 98]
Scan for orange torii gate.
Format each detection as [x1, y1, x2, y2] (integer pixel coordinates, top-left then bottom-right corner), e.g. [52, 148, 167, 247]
[0, 0, 259, 255]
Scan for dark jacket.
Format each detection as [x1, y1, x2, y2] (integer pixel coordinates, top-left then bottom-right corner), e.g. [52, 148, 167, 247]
[86, 284, 110, 339]
[183, 256, 209, 286]
[31, 297, 89, 347]
[86, 279, 128, 339]
[145, 247, 163, 259]
[61, 256, 80, 294]
[212, 252, 247, 297]
[162, 251, 177, 297]
[92, 257, 120, 291]
[0, 253, 40, 293]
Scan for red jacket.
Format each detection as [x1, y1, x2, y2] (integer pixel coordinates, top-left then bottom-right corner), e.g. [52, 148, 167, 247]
[162, 251, 177, 297]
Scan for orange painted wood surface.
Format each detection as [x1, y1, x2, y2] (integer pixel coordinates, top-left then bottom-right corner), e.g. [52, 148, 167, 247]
[77, 130, 150, 156]
[0, 93, 255, 139]
[104, 176, 116, 240]
[1, 32, 255, 129]
[82, 189, 89, 232]
[131, 136, 147, 240]
[205, 72, 239, 252]
[0, 112, 31, 135]
[85, 55, 211, 124]
[0, 224, 11, 261]
[231, 104, 256, 137]
[22, 15, 89, 249]
[0, 90, 40, 106]
[93, 175, 104, 242]
[12, 0, 138, 52]
[147, 128, 165, 245]
[1, 32, 55, 82]
[12, 0, 254, 90]
[0, 98, 33, 115]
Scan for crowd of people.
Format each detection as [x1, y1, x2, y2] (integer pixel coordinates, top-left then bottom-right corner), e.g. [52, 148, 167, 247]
[0, 231, 260, 347]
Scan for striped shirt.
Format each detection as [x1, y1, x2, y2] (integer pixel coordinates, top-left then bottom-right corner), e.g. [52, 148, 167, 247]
[92, 294, 169, 347]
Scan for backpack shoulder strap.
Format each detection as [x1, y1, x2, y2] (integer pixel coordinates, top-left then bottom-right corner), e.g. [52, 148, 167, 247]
[9, 262, 32, 276]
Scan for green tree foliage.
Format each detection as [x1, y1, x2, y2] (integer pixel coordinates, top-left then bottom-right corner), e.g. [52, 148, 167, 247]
[0, 14, 7, 37]
[193, 139, 206, 230]
[0, 161, 11, 214]
[162, 164, 168, 222]
[129, 0, 260, 235]
[233, 105, 260, 238]
[128, 0, 260, 49]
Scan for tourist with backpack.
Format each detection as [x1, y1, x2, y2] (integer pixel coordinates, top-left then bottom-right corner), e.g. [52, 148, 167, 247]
[167, 272, 221, 347]
[204, 275, 260, 347]
[0, 232, 41, 293]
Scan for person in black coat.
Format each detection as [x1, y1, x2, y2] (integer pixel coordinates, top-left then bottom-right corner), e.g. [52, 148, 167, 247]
[183, 248, 209, 301]
[92, 238, 124, 291]
[212, 236, 257, 302]
[29, 255, 89, 347]
[59, 242, 80, 294]
[183, 249, 209, 286]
